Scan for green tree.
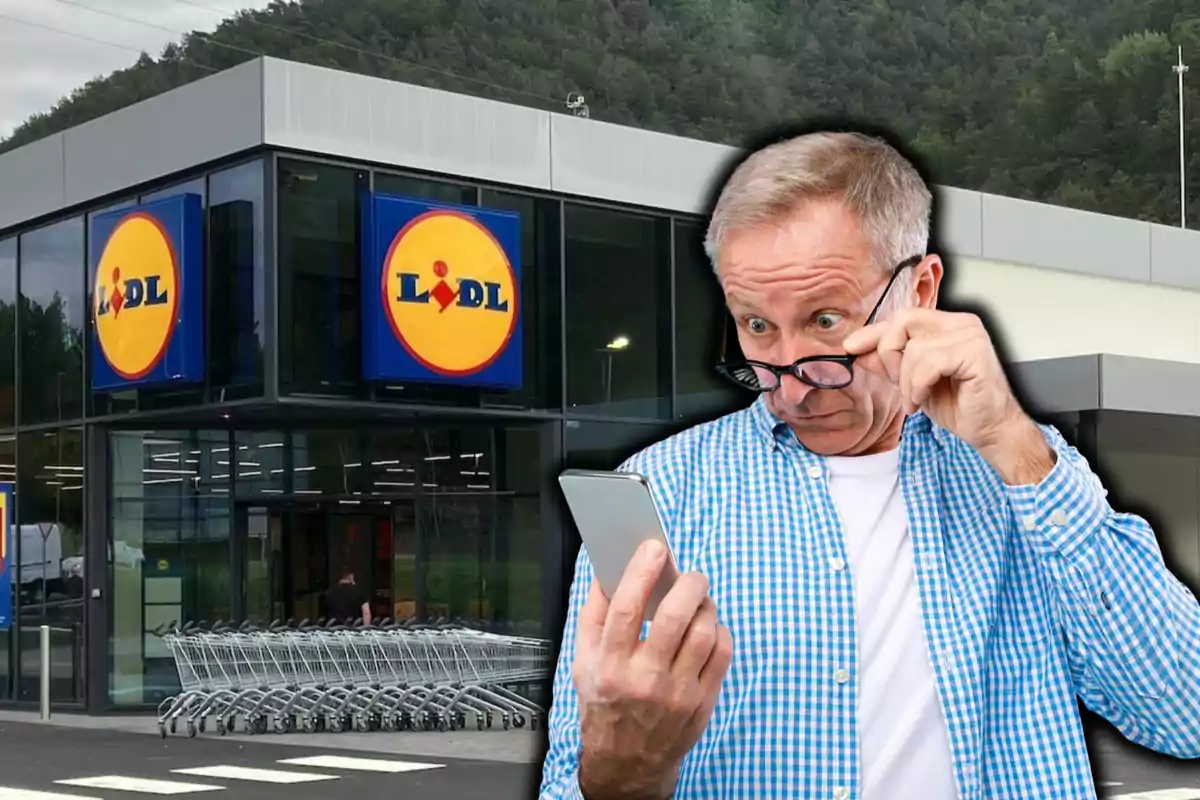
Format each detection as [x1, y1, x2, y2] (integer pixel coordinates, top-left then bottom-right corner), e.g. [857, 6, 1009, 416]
[3, 0, 1200, 227]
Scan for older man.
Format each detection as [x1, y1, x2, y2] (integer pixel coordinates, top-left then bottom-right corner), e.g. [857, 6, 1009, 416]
[539, 130, 1200, 799]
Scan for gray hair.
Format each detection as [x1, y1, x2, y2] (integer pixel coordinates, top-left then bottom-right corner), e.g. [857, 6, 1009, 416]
[704, 132, 933, 287]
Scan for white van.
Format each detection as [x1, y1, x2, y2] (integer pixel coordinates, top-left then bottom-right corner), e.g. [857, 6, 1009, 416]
[10, 522, 64, 599]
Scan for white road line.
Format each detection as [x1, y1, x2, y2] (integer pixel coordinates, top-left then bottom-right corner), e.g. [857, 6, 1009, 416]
[277, 755, 445, 774]
[172, 766, 338, 785]
[1108, 790, 1200, 800]
[0, 789, 104, 800]
[55, 776, 223, 795]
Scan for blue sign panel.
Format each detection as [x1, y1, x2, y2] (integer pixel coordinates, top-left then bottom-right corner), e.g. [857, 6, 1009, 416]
[361, 193, 523, 388]
[90, 193, 205, 391]
[0, 482, 14, 631]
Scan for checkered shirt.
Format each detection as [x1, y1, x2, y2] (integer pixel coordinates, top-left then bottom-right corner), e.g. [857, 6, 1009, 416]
[539, 396, 1200, 799]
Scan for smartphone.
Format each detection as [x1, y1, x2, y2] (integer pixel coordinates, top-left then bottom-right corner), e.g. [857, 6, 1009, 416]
[558, 468, 679, 620]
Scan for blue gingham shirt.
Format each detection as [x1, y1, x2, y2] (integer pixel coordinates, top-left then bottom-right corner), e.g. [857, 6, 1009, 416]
[540, 396, 1200, 799]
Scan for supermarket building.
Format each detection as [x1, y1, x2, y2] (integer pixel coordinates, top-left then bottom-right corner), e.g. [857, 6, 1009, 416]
[0, 57, 1199, 713]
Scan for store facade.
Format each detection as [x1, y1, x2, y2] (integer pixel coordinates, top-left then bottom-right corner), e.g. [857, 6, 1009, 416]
[3, 57, 1200, 714]
[0, 137, 754, 714]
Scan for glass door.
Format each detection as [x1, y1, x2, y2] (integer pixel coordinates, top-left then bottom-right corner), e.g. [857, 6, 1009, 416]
[391, 499, 419, 622]
[239, 505, 284, 626]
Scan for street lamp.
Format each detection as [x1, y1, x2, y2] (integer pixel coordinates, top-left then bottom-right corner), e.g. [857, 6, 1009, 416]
[606, 336, 630, 351]
[599, 336, 631, 403]
[1174, 45, 1189, 229]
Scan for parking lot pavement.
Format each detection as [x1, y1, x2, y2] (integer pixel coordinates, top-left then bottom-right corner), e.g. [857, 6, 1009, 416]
[0, 721, 539, 800]
[1091, 724, 1200, 799]
[0, 714, 1195, 799]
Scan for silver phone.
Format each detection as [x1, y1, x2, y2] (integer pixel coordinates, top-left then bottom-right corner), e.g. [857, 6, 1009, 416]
[558, 468, 679, 620]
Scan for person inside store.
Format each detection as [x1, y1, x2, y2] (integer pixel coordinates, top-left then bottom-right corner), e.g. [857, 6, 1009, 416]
[538, 128, 1200, 799]
[323, 566, 372, 627]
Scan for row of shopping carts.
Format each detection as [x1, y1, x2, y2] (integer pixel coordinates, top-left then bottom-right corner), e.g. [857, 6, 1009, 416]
[154, 617, 552, 739]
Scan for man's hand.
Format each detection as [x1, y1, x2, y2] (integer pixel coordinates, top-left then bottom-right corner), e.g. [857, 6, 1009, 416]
[843, 307, 1056, 485]
[571, 540, 734, 800]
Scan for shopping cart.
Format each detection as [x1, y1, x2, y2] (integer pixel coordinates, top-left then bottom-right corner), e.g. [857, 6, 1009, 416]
[153, 617, 552, 738]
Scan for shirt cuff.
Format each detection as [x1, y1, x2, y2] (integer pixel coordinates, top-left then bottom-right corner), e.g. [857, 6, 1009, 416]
[566, 774, 588, 800]
[1004, 436, 1109, 560]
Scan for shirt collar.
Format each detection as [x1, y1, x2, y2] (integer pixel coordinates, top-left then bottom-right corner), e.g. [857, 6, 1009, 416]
[746, 394, 948, 453]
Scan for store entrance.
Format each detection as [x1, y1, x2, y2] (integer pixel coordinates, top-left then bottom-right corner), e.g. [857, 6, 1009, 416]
[234, 498, 418, 626]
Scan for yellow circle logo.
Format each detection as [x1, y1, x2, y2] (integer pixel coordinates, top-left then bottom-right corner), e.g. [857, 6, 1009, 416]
[93, 212, 179, 380]
[382, 210, 517, 376]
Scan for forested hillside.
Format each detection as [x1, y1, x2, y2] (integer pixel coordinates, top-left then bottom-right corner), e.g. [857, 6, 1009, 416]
[4, 0, 1199, 227]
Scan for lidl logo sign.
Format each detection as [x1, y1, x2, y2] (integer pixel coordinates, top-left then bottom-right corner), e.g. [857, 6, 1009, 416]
[90, 194, 204, 391]
[0, 482, 13, 631]
[362, 194, 522, 387]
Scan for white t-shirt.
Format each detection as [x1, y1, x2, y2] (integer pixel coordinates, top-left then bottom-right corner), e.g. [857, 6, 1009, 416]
[824, 447, 960, 800]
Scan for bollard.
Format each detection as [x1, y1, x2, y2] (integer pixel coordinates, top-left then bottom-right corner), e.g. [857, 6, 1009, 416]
[39, 624, 50, 720]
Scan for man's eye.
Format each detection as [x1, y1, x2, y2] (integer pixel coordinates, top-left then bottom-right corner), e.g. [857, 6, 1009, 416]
[816, 313, 844, 330]
[747, 318, 769, 334]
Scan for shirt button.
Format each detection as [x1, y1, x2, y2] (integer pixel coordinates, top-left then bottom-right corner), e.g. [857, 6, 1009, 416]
[1021, 515, 1037, 531]
[1050, 509, 1068, 526]
[807, 464, 823, 479]
[830, 556, 846, 572]
[834, 788, 850, 800]
[833, 668, 850, 684]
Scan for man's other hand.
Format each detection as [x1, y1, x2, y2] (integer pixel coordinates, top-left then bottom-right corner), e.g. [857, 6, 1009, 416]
[571, 540, 734, 800]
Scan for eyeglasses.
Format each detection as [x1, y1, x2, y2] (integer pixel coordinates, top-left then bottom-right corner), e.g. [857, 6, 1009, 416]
[715, 255, 922, 392]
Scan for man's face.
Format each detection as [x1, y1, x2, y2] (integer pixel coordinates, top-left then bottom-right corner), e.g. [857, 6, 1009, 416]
[716, 198, 939, 456]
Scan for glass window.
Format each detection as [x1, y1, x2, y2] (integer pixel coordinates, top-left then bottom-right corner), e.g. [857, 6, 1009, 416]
[0, 238, 16, 429]
[564, 419, 670, 472]
[19, 217, 85, 424]
[209, 160, 266, 398]
[232, 431, 286, 499]
[419, 425, 544, 635]
[562, 419, 671, 569]
[673, 220, 744, 423]
[564, 205, 671, 419]
[373, 189, 562, 410]
[374, 173, 476, 206]
[109, 429, 231, 707]
[0, 434, 13, 700]
[225, 423, 547, 638]
[278, 159, 367, 396]
[17, 427, 84, 705]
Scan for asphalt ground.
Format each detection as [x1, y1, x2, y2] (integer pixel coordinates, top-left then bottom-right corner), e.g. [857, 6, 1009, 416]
[0, 717, 1195, 799]
[0, 720, 540, 800]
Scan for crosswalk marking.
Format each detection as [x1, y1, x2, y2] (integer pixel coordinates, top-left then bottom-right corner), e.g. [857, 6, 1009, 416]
[171, 766, 337, 784]
[55, 776, 223, 795]
[0, 790, 103, 800]
[1108, 790, 1200, 800]
[277, 755, 445, 773]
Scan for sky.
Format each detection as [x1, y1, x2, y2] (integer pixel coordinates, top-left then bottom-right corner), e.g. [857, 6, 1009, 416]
[0, 0, 272, 139]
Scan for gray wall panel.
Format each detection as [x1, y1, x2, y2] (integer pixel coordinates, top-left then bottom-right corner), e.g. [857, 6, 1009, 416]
[934, 186, 982, 257]
[0, 134, 66, 232]
[1149, 223, 1200, 290]
[1101, 355, 1200, 417]
[5, 55, 1200, 297]
[980, 193, 1150, 281]
[63, 60, 263, 207]
[1010, 355, 1100, 414]
[1010, 354, 1200, 419]
[262, 60, 552, 190]
[550, 115, 738, 215]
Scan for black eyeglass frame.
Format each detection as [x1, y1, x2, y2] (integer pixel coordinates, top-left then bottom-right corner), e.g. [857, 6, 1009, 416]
[714, 254, 924, 392]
